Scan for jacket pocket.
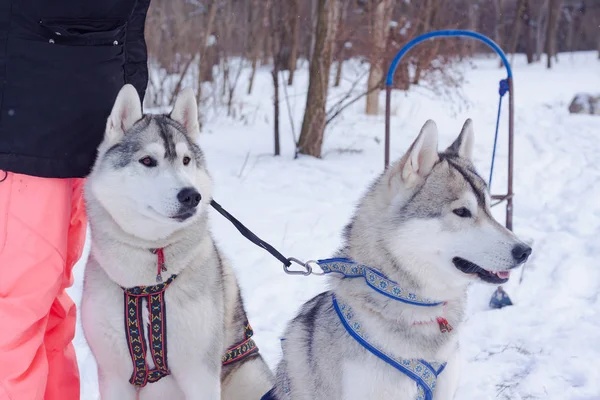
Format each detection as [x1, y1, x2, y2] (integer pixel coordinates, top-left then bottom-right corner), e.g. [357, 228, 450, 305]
[39, 18, 127, 46]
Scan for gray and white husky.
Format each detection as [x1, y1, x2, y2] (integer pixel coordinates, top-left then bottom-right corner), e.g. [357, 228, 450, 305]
[267, 120, 532, 400]
[81, 84, 273, 400]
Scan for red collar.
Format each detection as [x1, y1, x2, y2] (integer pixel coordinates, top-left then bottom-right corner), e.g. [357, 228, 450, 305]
[151, 248, 168, 282]
[412, 317, 453, 333]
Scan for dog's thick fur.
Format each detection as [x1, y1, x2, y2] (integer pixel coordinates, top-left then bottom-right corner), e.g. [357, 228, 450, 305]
[81, 85, 273, 400]
[268, 120, 531, 400]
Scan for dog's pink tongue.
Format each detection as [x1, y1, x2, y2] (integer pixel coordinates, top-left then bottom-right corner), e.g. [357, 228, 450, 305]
[495, 271, 510, 279]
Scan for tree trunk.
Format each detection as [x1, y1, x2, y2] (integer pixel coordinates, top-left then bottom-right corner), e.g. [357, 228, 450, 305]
[196, 0, 218, 104]
[297, 0, 339, 157]
[535, 0, 549, 62]
[270, 0, 283, 155]
[566, 7, 574, 55]
[507, 0, 526, 64]
[596, 7, 600, 60]
[272, 68, 280, 156]
[333, 0, 348, 88]
[494, 0, 505, 68]
[413, 0, 435, 85]
[523, 0, 535, 63]
[334, 58, 344, 88]
[248, 0, 270, 94]
[222, 59, 229, 98]
[494, 0, 504, 48]
[309, 0, 318, 63]
[466, 1, 480, 54]
[248, 58, 258, 94]
[545, 0, 562, 69]
[247, 0, 259, 95]
[287, 0, 300, 86]
[365, 0, 393, 115]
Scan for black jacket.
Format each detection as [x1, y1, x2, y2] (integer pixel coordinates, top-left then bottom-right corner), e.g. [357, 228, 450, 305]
[0, 0, 151, 178]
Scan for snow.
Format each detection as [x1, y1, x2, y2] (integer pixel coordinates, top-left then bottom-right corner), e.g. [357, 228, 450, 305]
[68, 52, 600, 399]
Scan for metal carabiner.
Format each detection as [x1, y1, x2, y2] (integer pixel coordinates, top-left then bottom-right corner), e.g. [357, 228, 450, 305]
[284, 257, 312, 276]
[305, 260, 325, 276]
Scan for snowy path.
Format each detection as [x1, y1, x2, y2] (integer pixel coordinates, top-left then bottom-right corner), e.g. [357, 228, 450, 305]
[69, 53, 600, 399]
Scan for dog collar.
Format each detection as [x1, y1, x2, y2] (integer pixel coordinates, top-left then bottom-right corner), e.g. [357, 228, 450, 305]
[151, 248, 168, 283]
[412, 317, 453, 333]
[317, 258, 444, 307]
[332, 294, 446, 400]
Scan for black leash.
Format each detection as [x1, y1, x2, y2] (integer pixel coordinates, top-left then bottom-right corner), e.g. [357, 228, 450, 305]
[210, 200, 312, 276]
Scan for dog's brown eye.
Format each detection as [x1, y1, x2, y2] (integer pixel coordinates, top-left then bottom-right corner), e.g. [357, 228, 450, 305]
[453, 207, 472, 218]
[139, 156, 157, 167]
[183, 156, 191, 166]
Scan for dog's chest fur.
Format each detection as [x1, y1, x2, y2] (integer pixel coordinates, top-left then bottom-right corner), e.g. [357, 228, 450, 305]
[342, 358, 420, 400]
[81, 222, 226, 393]
[333, 283, 463, 398]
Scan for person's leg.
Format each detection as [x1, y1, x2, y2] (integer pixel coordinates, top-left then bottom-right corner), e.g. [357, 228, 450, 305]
[0, 171, 80, 400]
[44, 178, 87, 400]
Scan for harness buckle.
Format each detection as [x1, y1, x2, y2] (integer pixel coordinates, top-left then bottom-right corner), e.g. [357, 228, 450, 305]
[284, 258, 312, 276]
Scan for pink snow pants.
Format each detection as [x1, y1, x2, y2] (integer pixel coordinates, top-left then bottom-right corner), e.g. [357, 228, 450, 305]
[0, 171, 86, 400]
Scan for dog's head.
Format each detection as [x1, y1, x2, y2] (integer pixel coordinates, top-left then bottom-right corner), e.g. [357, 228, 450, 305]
[87, 84, 212, 241]
[355, 119, 531, 288]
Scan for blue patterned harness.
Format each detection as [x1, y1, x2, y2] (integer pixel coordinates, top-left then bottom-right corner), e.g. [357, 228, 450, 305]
[318, 258, 444, 306]
[320, 258, 448, 400]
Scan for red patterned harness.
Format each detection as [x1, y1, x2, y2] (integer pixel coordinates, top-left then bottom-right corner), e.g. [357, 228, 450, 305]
[122, 248, 260, 388]
[222, 322, 259, 365]
[123, 274, 175, 387]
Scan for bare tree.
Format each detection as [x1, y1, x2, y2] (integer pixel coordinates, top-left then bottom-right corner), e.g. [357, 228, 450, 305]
[507, 0, 527, 63]
[565, 4, 576, 55]
[535, 0, 550, 62]
[413, 0, 438, 85]
[545, 0, 562, 68]
[196, 1, 219, 103]
[365, 0, 394, 115]
[270, 1, 284, 156]
[297, 0, 339, 157]
[494, 0, 505, 48]
[523, 0, 536, 64]
[287, 0, 300, 86]
[248, 0, 270, 94]
[591, 1, 600, 59]
[143, 0, 599, 116]
[466, 1, 480, 54]
[308, 0, 319, 63]
[333, 0, 350, 87]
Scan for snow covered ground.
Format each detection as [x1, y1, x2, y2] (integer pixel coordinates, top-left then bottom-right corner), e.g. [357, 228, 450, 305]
[68, 52, 600, 399]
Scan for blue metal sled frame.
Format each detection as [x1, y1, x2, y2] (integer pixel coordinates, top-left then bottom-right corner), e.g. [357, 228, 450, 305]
[384, 30, 515, 230]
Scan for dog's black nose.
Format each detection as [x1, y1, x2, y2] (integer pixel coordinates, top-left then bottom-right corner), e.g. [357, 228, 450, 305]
[177, 187, 201, 208]
[512, 244, 532, 264]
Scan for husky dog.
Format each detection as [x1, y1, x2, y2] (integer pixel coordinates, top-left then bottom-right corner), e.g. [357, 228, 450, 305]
[81, 85, 273, 400]
[267, 120, 532, 400]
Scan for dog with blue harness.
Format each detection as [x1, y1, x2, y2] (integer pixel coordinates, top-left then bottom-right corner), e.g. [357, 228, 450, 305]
[263, 120, 531, 399]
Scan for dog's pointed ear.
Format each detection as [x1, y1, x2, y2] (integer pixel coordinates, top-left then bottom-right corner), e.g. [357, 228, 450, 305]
[389, 120, 439, 188]
[170, 88, 200, 141]
[105, 84, 143, 144]
[446, 118, 474, 160]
